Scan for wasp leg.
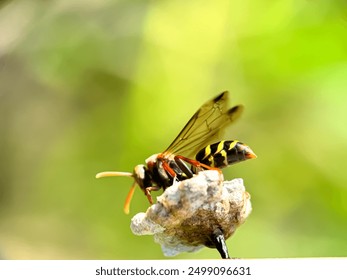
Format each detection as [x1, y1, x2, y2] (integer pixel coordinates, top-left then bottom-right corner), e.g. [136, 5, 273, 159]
[211, 228, 230, 259]
[144, 186, 161, 204]
[156, 160, 176, 188]
[174, 156, 193, 178]
[161, 160, 177, 178]
[156, 155, 193, 186]
[169, 160, 188, 181]
[175, 155, 222, 173]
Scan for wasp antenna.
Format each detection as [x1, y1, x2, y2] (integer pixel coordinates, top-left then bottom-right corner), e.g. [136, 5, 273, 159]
[95, 171, 133, 179]
[124, 181, 137, 214]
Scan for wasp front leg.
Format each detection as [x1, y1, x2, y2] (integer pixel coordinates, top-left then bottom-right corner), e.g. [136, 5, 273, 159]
[144, 186, 161, 204]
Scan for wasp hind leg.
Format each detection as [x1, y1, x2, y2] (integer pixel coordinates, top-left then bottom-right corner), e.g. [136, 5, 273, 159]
[173, 156, 194, 179]
[175, 155, 222, 174]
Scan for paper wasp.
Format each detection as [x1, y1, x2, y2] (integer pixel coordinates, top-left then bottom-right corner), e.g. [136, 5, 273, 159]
[96, 91, 256, 214]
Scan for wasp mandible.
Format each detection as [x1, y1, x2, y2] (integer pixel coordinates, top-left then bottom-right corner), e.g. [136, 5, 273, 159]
[96, 91, 256, 213]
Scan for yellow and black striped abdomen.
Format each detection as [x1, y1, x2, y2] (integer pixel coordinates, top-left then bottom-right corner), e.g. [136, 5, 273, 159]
[195, 140, 256, 169]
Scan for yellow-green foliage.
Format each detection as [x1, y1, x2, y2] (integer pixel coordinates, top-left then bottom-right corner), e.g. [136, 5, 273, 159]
[0, 0, 346, 259]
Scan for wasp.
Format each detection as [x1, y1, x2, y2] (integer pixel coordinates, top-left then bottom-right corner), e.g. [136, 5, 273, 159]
[96, 91, 256, 214]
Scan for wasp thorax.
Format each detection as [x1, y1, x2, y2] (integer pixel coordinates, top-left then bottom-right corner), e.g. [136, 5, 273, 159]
[145, 153, 160, 165]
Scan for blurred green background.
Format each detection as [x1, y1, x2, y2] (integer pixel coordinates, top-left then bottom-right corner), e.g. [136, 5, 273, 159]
[1, 0, 347, 259]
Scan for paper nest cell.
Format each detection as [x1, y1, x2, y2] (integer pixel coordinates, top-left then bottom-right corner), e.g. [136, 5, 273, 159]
[130, 170, 252, 257]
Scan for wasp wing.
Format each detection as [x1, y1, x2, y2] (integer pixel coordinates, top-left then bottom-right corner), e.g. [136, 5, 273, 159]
[164, 91, 244, 158]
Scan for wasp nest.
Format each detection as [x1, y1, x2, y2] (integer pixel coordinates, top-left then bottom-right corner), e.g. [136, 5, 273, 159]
[130, 170, 252, 258]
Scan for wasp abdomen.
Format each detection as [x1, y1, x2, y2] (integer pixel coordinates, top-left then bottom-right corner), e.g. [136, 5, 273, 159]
[195, 140, 256, 169]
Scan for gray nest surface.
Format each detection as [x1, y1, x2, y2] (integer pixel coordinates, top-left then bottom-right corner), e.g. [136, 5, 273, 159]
[130, 170, 252, 257]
